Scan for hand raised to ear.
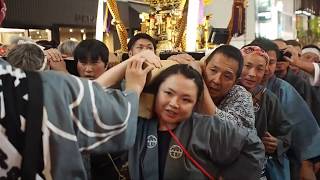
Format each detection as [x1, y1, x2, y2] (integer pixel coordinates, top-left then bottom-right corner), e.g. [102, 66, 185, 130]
[168, 53, 195, 64]
[168, 53, 203, 74]
[133, 50, 161, 68]
[125, 57, 154, 95]
[44, 48, 63, 62]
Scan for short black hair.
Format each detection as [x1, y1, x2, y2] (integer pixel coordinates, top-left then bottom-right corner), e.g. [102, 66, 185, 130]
[302, 44, 320, 52]
[250, 37, 280, 59]
[205, 45, 244, 78]
[127, 33, 157, 51]
[74, 39, 109, 65]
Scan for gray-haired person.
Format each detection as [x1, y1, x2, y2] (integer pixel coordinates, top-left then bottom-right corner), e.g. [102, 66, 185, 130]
[9, 36, 33, 46]
[6, 43, 47, 71]
[58, 39, 79, 59]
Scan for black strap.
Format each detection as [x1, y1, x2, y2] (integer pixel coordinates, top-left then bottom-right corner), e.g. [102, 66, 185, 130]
[21, 72, 44, 180]
[1, 74, 25, 154]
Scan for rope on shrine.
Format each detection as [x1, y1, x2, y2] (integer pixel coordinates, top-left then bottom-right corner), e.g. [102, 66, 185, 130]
[174, 0, 188, 49]
[107, 0, 128, 52]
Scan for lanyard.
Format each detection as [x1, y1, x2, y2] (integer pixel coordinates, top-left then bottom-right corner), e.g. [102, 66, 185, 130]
[165, 124, 215, 180]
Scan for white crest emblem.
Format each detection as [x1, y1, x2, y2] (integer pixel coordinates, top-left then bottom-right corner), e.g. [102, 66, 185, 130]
[254, 103, 260, 112]
[147, 135, 157, 149]
[169, 145, 183, 159]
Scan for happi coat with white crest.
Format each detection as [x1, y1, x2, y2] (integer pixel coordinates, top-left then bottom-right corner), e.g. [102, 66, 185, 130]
[129, 113, 265, 180]
[0, 59, 139, 179]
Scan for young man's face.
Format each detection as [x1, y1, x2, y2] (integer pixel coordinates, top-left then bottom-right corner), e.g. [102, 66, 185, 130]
[129, 39, 155, 57]
[77, 57, 106, 80]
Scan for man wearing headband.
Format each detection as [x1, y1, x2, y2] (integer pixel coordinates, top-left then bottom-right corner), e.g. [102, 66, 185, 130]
[301, 45, 320, 63]
[271, 40, 320, 127]
[285, 44, 320, 85]
[240, 45, 270, 92]
[290, 45, 320, 87]
[286, 49, 320, 87]
[289, 45, 320, 86]
[251, 37, 320, 180]
[240, 45, 292, 180]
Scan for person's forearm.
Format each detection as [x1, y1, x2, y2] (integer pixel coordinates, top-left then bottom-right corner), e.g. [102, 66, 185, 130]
[50, 65, 69, 74]
[95, 60, 129, 88]
[292, 60, 315, 76]
[196, 81, 216, 115]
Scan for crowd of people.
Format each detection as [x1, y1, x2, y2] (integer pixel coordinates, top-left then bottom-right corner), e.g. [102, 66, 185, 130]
[1, 5, 320, 180]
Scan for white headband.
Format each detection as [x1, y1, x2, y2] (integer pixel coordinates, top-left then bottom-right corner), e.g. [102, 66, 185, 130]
[302, 48, 320, 60]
